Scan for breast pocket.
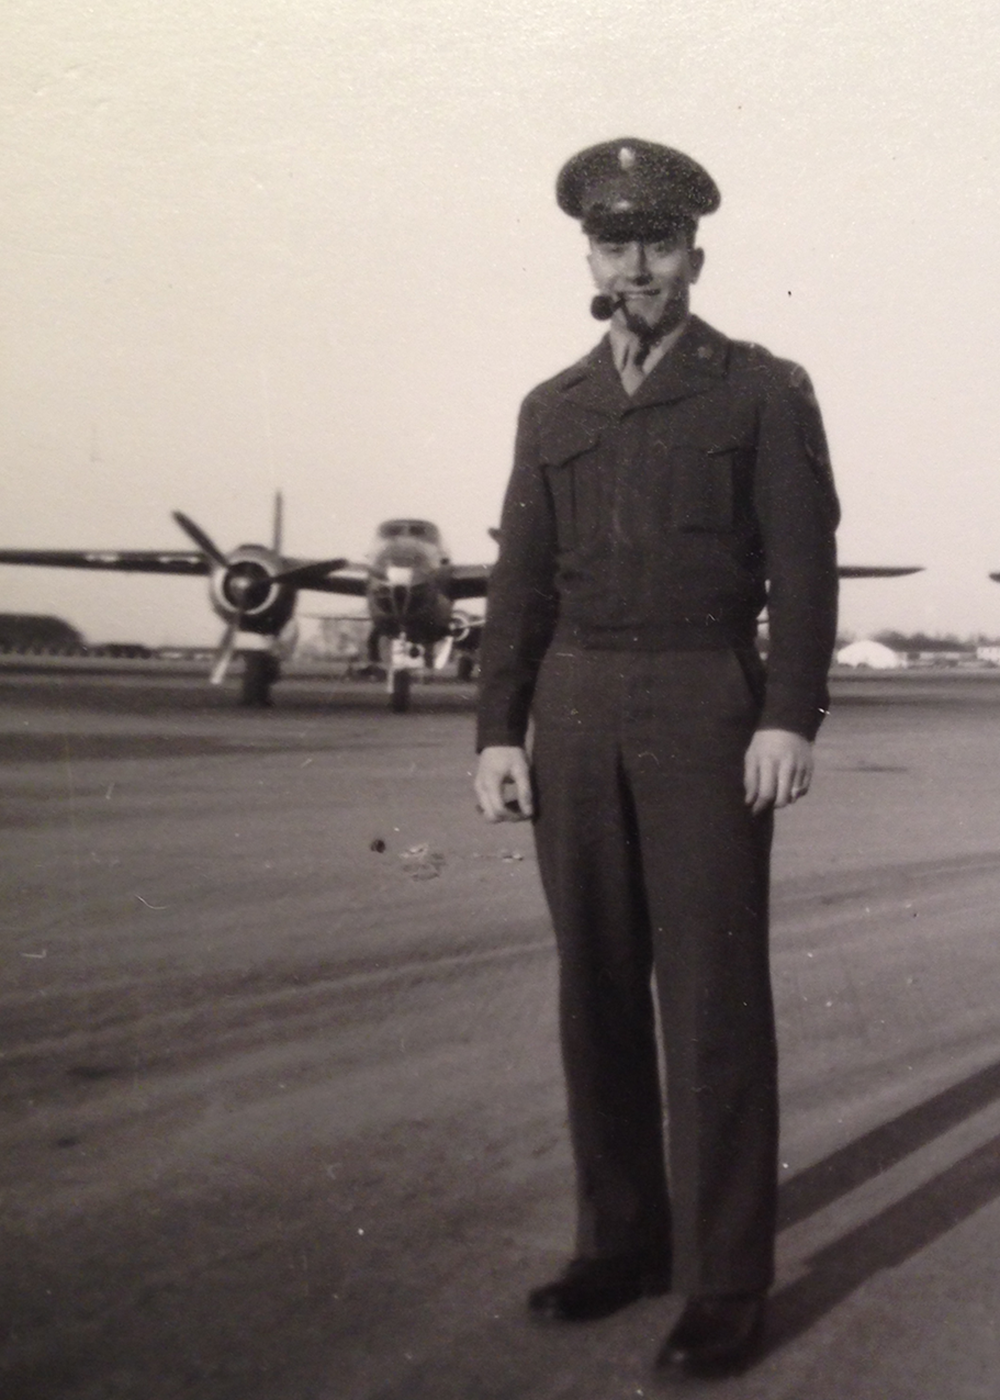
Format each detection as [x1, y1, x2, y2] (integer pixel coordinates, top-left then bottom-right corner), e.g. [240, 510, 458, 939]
[669, 445, 737, 532]
[539, 418, 605, 548]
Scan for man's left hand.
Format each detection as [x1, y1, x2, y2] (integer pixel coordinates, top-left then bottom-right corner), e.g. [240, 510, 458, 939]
[744, 728, 814, 815]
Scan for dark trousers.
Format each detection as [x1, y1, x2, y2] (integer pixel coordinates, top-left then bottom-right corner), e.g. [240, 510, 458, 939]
[531, 646, 777, 1295]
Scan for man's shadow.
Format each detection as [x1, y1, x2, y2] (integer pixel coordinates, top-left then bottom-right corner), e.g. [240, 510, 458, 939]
[766, 1055, 1000, 1351]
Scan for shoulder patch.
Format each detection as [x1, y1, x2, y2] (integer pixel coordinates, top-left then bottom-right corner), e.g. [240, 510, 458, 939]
[727, 338, 776, 376]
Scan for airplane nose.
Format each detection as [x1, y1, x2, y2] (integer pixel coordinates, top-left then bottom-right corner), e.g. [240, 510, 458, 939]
[384, 566, 414, 614]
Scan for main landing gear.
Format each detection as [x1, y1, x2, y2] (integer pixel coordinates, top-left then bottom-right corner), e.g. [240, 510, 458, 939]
[241, 651, 280, 707]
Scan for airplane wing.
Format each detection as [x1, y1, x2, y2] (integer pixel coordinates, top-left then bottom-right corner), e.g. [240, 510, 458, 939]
[444, 560, 922, 594]
[445, 558, 921, 592]
[838, 566, 924, 578]
[445, 564, 492, 600]
[0, 548, 918, 590]
[286, 562, 369, 597]
[0, 548, 208, 576]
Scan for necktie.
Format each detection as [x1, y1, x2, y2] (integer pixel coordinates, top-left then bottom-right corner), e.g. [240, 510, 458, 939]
[619, 343, 646, 396]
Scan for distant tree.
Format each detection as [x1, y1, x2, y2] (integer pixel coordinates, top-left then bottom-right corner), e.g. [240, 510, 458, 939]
[0, 614, 85, 653]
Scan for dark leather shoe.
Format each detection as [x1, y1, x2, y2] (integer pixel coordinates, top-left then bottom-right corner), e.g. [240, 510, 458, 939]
[528, 1254, 671, 1322]
[656, 1292, 766, 1375]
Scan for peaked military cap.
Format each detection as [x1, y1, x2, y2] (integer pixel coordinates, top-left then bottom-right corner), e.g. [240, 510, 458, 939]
[556, 138, 720, 239]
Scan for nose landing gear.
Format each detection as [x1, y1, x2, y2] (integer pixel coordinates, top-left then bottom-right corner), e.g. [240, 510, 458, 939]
[390, 667, 411, 713]
[388, 637, 423, 712]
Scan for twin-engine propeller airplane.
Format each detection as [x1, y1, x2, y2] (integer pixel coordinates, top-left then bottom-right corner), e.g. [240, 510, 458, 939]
[0, 494, 922, 709]
[0, 496, 491, 710]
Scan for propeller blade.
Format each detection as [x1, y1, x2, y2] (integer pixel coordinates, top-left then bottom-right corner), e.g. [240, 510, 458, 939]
[272, 492, 284, 554]
[209, 618, 241, 685]
[172, 511, 228, 567]
[271, 558, 349, 586]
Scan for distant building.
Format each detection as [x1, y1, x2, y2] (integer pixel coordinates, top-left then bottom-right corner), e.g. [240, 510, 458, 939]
[0, 613, 85, 654]
[977, 646, 1000, 666]
[836, 639, 906, 670]
[295, 615, 369, 661]
[89, 642, 154, 659]
[908, 648, 973, 667]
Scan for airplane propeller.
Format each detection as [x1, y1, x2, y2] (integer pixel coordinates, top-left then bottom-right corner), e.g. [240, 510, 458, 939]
[171, 511, 247, 683]
[271, 558, 348, 586]
[209, 617, 242, 685]
[272, 491, 283, 554]
[171, 511, 229, 566]
[173, 508, 346, 586]
[171, 506, 348, 686]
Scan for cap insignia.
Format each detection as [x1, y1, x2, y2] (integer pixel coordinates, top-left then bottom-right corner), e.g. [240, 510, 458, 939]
[618, 145, 636, 170]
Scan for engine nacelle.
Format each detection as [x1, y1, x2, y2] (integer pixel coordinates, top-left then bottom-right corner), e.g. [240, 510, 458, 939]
[208, 545, 296, 635]
[448, 609, 473, 642]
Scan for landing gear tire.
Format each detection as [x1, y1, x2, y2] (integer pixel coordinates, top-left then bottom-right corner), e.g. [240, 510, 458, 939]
[456, 653, 474, 682]
[241, 652, 278, 707]
[390, 668, 411, 713]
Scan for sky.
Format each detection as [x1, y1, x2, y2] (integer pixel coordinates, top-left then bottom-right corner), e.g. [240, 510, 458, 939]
[2, 0, 1000, 645]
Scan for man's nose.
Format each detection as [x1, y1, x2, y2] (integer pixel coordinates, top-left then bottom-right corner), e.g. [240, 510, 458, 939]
[621, 243, 651, 282]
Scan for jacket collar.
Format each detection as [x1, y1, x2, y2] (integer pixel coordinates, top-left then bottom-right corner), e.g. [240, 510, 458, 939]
[558, 315, 730, 418]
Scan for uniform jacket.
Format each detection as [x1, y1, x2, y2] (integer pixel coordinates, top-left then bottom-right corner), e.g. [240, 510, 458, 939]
[477, 315, 840, 748]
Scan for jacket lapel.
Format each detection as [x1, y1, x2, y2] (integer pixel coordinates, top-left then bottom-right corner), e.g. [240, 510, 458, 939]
[632, 316, 729, 408]
[556, 316, 730, 419]
[558, 338, 632, 418]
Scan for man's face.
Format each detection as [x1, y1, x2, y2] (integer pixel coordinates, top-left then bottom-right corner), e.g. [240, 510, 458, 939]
[587, 232, 704, 335]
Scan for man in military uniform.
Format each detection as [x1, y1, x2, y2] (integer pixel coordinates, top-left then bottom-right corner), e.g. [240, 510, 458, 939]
[474, 138, 839, 1376]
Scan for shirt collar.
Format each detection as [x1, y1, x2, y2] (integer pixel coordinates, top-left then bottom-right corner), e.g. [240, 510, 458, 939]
[607, 315, 690, 387]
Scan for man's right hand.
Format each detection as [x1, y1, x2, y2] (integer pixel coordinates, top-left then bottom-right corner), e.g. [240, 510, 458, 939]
[474, 745, 534, 822]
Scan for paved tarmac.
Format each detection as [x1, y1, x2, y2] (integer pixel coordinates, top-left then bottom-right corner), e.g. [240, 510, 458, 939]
[3, 663, 1000, 1399]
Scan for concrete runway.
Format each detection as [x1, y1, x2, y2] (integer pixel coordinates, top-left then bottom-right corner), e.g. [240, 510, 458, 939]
[4, 663, 1000, 1399]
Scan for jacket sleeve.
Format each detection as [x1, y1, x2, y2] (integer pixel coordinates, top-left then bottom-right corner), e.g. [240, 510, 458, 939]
[476, 394, 559, 749]
[753, 362, 840, 739]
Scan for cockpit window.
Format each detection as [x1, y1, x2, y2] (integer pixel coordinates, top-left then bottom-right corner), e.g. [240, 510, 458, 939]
[377, 520, 440, 543]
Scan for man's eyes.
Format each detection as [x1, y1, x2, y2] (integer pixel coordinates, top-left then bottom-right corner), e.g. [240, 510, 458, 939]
[596, 241, 676, 257]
